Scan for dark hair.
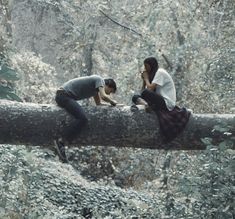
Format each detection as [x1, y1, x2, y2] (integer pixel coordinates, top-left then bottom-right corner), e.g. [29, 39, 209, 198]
[144, 57, 159, 83]
[104, 78, 117, 93]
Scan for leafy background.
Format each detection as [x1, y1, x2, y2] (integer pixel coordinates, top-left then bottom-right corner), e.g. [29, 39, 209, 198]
[0, 0, 234, 218]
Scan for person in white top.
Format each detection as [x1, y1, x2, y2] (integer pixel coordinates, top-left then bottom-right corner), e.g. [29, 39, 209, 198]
[132, 57, 191, 143]
[132, 57, 176, 111]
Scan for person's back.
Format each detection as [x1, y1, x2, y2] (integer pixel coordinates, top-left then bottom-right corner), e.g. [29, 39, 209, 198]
[62, 75, 104, 100]
[152, 68, 176, 111]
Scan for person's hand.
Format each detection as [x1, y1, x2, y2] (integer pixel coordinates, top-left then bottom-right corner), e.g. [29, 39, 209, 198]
[141, 71, 149, 80]
[110, 100, 117, 106]
[140, 71, 144, 79]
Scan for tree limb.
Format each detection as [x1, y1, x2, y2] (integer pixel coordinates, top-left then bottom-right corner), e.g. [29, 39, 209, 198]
[0, 100, 234, 150]
[99, 9, 142, 37]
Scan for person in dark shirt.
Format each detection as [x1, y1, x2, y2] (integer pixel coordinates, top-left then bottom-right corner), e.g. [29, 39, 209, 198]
[54, 75, 117, 162]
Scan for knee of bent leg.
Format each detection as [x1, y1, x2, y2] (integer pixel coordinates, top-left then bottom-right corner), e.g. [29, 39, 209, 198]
[55, 94, 63, 106]
[55, 93, 67, 108]
[132, 94, 141, 104]
[141, 89, 151, 98]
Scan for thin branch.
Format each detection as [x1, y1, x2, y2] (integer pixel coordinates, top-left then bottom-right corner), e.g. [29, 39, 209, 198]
[159, 49, 173, 70]
[210, 0, 221, 8]
[162, 54, 173, 70]
[170, 7, 185, 46]
[99, 9, 142, 37]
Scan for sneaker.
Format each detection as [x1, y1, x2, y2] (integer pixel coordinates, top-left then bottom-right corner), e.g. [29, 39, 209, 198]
[54, 138, 68, 163]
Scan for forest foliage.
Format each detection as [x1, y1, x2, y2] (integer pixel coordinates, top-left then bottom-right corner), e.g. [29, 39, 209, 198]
[0, 0, 234, 218]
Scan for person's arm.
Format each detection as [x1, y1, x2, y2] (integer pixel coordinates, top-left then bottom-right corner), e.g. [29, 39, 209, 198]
[98, 87, 117, 106]
[142, 71, 157, 91]
[93, 93, 111, 106]
[93, 93, 101, 105]
[141, 80, 146, 91]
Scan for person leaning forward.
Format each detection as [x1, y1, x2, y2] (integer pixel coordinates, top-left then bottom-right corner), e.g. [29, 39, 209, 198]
[54, 74, 117, 163]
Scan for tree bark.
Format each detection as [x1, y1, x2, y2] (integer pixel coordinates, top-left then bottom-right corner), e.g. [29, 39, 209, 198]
[0, 100, 234, 150]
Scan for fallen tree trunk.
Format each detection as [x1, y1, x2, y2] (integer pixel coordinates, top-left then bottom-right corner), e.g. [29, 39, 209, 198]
[0, 100, 234, 150]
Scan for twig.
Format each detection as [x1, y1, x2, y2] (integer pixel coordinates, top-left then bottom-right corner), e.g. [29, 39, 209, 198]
[210, 0, 221, 8]
[99, 9, 142, 37]
[159, 49, 173, 70]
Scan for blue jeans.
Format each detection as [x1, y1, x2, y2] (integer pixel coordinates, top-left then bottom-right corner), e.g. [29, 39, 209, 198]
[55, 89, 88, 143]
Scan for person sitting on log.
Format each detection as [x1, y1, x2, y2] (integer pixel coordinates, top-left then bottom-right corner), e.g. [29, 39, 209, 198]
[132, 57, 191, 143]
[54, 75, 117, 163]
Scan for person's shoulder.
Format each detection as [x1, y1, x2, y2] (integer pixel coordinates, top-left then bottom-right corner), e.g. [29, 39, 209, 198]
[158, 68, 172, 77]
[90, 74, 103, 80]
[157, 68, 168, 74]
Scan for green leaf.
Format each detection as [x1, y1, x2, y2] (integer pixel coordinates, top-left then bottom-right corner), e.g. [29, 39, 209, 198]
[213, 124, 230, 133]
[206, 144, 215, 150]
[0, 92, 8, 99]
[0, 84, 13, 93]
[0, 85, 22, 102]
[0, 64, 19, 81]
[201, 137, 213, 145]
[6, 92, 23, 102]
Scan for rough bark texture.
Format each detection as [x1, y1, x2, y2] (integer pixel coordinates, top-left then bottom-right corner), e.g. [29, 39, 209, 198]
[0, 100, 234, 150]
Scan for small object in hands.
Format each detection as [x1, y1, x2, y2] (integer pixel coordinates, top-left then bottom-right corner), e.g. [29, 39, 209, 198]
[111, 101, 117, 106]
[116, 103, 125, 107]
[130, 104, 139, 112]
[54, 138, 69, 163]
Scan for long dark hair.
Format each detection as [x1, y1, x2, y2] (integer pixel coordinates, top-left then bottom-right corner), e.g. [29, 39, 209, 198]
[144, 57, 159, 83]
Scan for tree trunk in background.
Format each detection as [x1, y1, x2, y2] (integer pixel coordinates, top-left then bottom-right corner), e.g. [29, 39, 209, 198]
[0, 100, 234, 150]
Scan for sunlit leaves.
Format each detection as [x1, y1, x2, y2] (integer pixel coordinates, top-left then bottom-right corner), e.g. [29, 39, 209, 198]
[0, 61, 22, 102]
[0, 64, 19, 81]
[11, 52, 57, 103]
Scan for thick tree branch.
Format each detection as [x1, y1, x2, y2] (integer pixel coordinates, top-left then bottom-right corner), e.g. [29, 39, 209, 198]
[99, 10, 142, 37]
[0, 100, 234, 150]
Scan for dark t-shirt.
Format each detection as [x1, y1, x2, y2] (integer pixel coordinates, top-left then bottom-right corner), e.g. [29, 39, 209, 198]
[62, 75, 105, 100]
